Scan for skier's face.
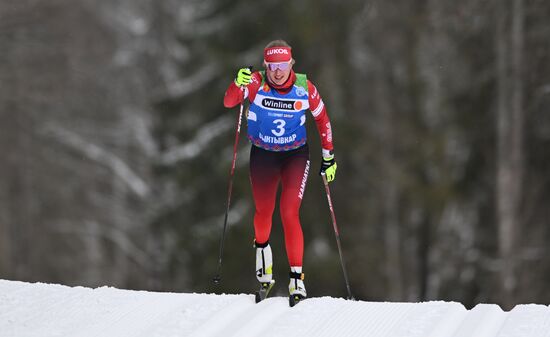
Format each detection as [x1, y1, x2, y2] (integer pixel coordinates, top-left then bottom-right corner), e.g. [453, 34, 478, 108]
[265, 61, 292, 86]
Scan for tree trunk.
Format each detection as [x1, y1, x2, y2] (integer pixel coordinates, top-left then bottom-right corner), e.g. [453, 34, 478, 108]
[379, 79, 404, 301]
[496, 0, 524, 309]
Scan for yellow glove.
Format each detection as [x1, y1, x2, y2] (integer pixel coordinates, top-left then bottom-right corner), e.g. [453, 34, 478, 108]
[320, 156, 337, 182]
[235, 67, 252, 87]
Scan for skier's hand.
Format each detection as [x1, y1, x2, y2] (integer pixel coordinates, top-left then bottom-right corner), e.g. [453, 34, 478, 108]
[320, 155, 337, 182]
[235, 67, 252, 87]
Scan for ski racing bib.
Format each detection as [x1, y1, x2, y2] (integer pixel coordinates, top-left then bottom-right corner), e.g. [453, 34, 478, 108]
[247, 73, 309, 152]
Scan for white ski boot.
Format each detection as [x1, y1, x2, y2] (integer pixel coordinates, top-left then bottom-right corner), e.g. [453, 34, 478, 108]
[289, 266, 307, 307]
[255, 241, 275, 303]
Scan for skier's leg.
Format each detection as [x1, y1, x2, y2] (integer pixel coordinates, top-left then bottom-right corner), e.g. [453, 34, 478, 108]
[250, 146, 280, 246]
[250, 145, 280, 283]
[280, 145, 309, 268]
[279, 145, 310, 297]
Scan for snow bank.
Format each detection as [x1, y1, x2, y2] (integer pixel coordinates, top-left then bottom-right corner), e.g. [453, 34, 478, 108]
[1, 279, 550, 337]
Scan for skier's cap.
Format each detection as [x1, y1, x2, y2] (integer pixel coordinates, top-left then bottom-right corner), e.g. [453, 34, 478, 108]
[264, 46, 292, 63]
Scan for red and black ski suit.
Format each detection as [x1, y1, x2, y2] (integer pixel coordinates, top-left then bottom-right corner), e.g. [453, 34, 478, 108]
[223, 70, 334, 267]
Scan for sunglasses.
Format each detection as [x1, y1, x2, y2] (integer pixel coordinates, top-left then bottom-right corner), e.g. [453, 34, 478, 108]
[266, 62, 291, 71]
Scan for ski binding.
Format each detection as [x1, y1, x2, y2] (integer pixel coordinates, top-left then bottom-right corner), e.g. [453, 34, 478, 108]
[255, 280, 275, 303]
[289, 294, 306, 307]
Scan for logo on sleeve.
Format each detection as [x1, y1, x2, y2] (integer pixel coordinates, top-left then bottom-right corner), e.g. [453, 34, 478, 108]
[311, 87, 318, 99]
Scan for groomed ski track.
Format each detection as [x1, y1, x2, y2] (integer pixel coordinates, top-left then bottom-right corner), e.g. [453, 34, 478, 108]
[1, 279, 550, 337]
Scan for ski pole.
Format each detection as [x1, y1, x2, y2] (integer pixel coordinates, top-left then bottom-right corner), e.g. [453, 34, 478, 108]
[321, 173, 353, 299]
[213, 85, 246, 285]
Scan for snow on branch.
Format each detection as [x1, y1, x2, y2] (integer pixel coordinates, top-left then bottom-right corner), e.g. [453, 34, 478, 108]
[163, 64, 219, 98]
[43, 124, 150, 198]
[160, 114, 233, 165]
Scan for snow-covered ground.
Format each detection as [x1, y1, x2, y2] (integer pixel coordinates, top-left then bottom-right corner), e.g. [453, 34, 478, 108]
[1, 279, 550, 337]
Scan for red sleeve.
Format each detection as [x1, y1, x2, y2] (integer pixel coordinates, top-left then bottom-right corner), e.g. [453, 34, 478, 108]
[308, 80, 334, 156]
[223, 72, 262, 108]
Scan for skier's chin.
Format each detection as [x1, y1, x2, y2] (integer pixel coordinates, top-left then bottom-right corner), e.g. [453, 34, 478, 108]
[272, 77, 285, 85]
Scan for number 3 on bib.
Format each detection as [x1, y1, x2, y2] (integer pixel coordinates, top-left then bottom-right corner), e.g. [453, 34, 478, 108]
[272, 119, 286, 137]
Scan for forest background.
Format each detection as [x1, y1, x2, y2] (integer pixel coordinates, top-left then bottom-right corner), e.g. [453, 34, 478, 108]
[1, 0, 549, 310]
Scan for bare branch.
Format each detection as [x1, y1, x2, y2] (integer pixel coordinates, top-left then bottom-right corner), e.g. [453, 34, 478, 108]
[160, 114, 233, 165]
[42, 124, 150, 198]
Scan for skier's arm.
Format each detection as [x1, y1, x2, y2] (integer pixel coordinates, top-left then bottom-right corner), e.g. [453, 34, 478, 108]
[223, 81, 244, 108]
[308, 80, 337, 182]
[308, 80, 334, 158]
[223, 70, 261, 108]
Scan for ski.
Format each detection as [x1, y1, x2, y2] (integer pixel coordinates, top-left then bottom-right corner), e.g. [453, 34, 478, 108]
[255, 280, 275, 303]
[289, 294, 306, 307]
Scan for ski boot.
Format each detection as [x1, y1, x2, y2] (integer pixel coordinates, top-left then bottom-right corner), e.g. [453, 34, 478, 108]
[289, 267, 307, 307]
[254, 241, 274, 303]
